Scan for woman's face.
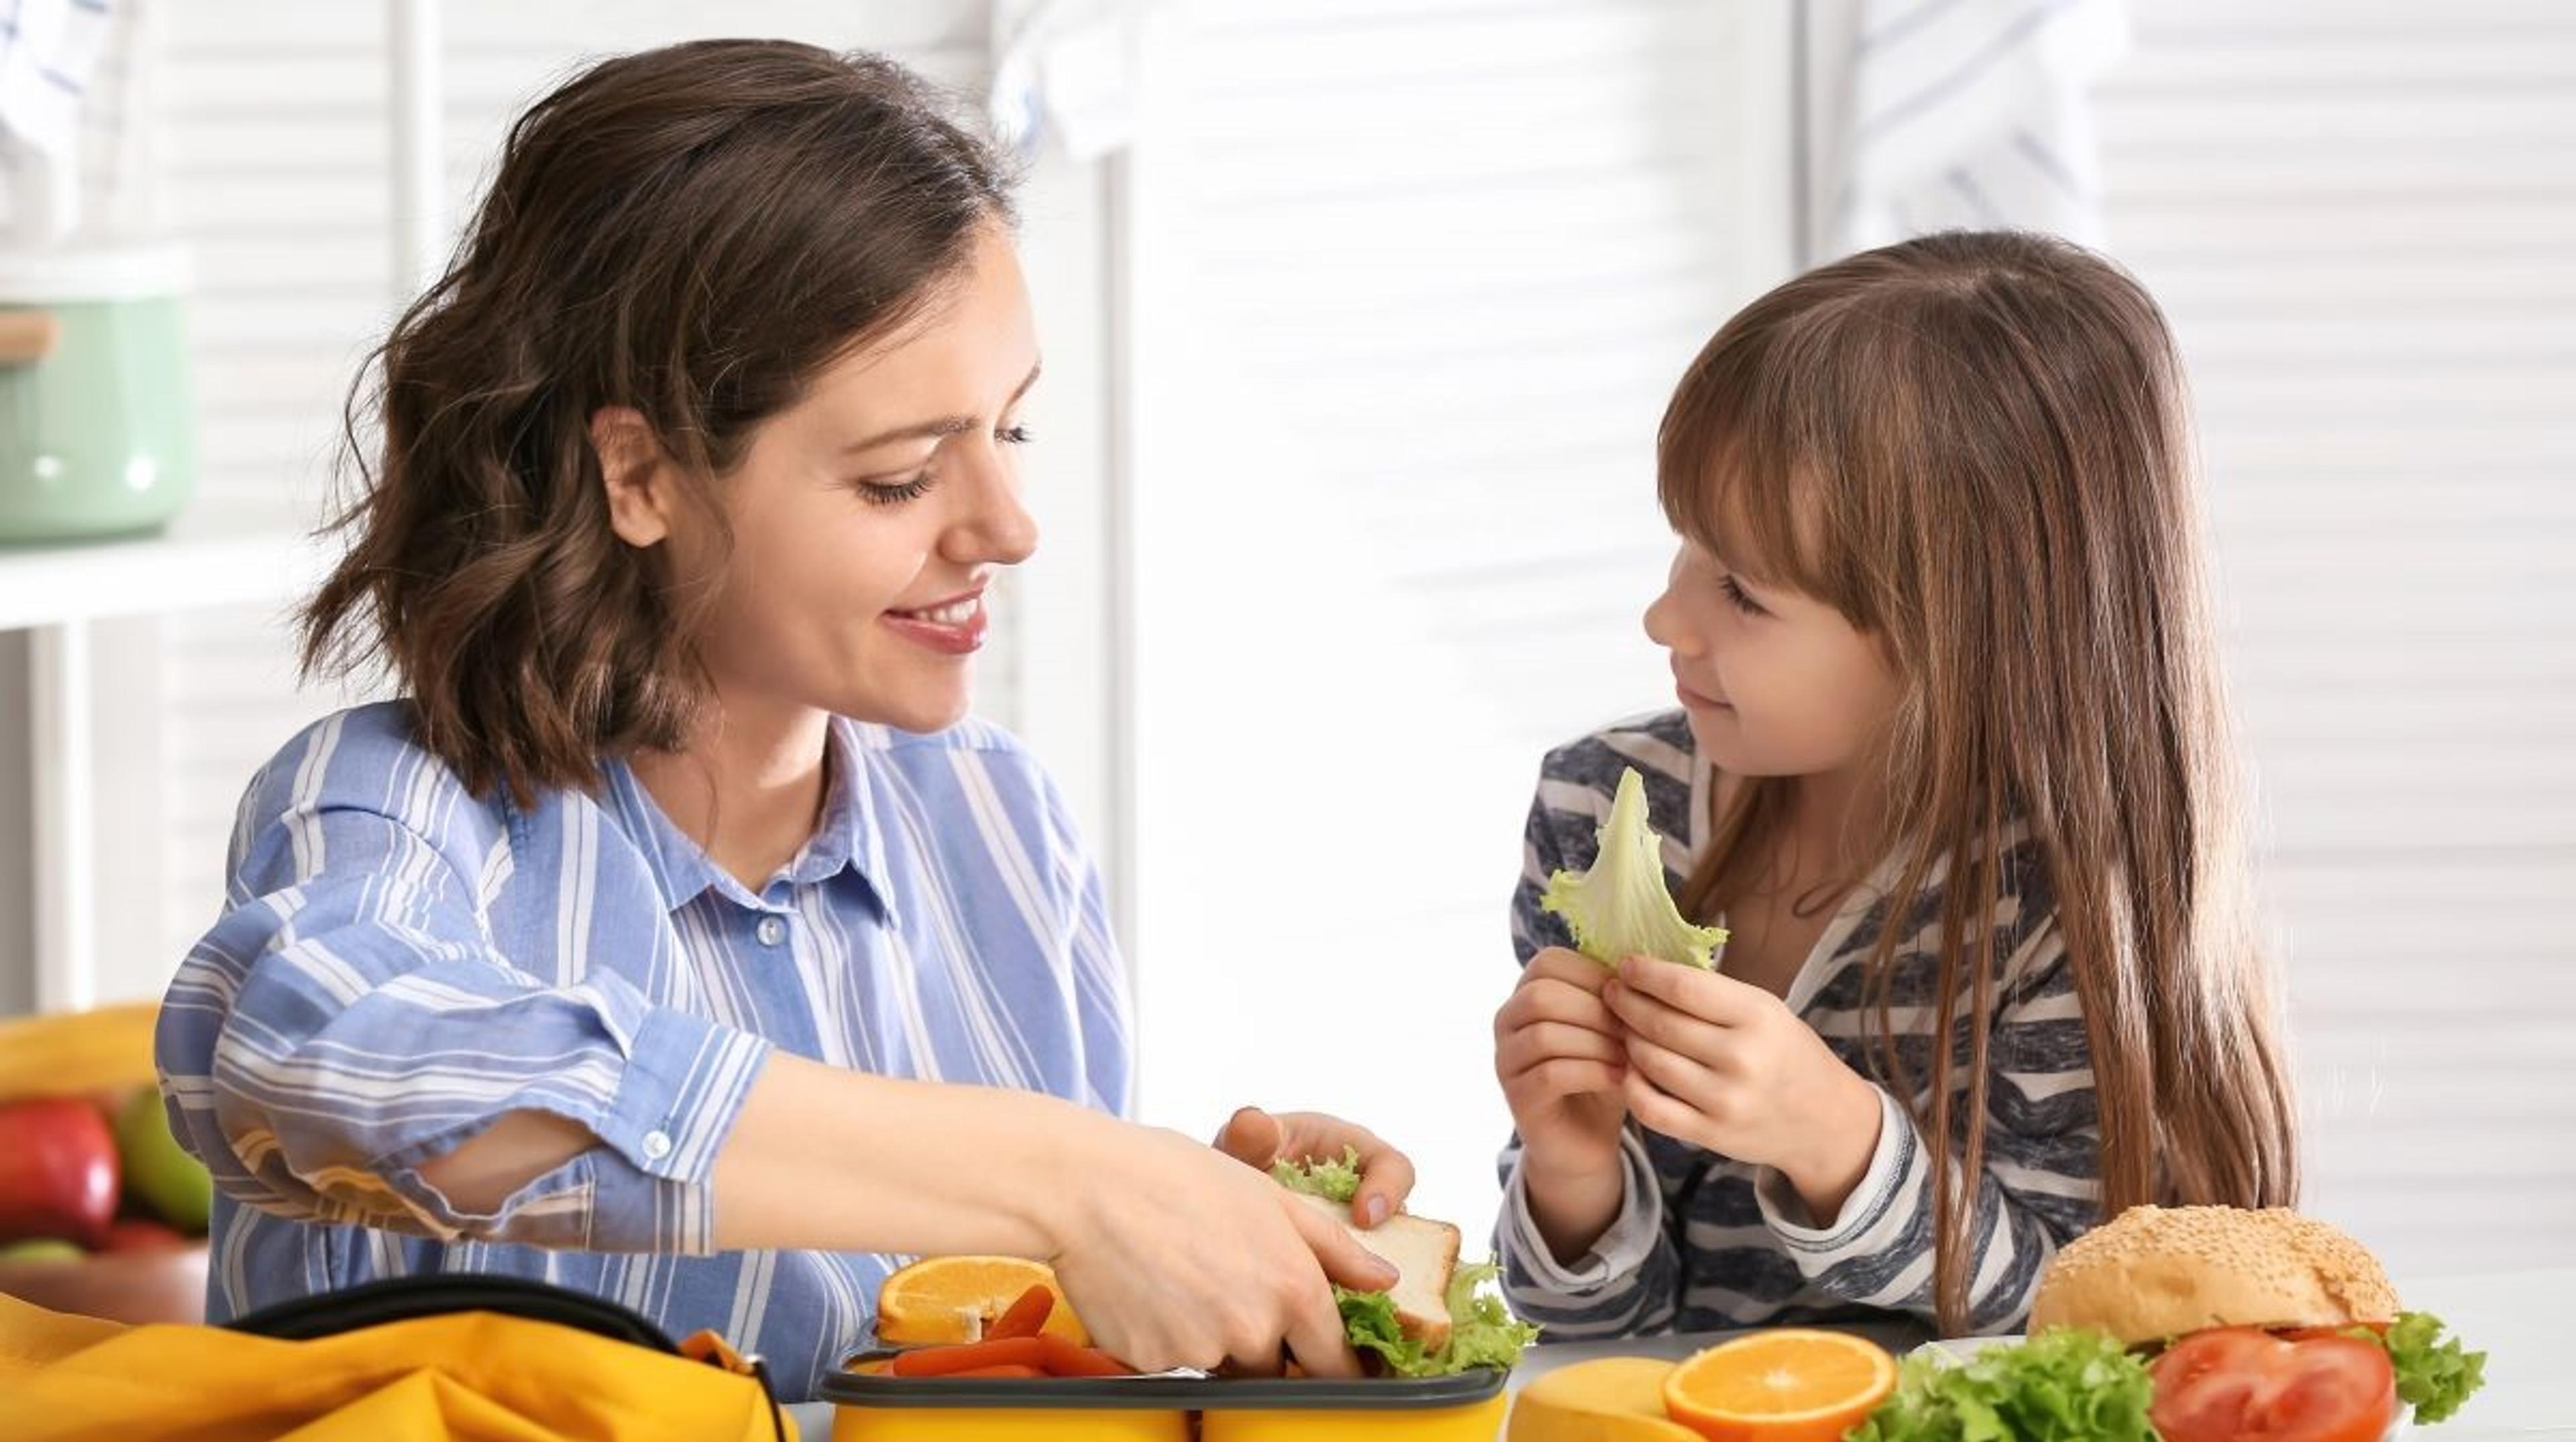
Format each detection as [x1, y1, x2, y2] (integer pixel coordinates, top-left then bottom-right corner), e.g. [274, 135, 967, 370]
[1643, 539, 1902, 779]
[640, 223, 1042, 736]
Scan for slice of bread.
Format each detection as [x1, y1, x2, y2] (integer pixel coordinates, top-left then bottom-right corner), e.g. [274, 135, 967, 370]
[1291, 1192, 1462, 1351]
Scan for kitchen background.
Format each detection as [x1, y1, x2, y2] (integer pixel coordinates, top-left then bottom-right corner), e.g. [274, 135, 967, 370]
[0, 0, 2569, 1286]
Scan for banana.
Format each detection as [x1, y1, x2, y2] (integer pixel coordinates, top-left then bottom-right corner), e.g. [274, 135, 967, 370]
[0, 1001, 161, 1103]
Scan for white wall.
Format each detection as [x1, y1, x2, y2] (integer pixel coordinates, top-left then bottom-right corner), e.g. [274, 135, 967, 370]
[1118, 0, 1796, 1236]
[2094, 0, 2576, 1273]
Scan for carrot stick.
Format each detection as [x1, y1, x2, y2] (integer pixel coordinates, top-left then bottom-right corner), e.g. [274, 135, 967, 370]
[987, 1284, 1056, 1341]
[890, 1337, 1050, 1377]
[1036, 1335, 1137, 1378]
[944, 1364, 1047, 1378]
[886, 1333, 1139, 1378]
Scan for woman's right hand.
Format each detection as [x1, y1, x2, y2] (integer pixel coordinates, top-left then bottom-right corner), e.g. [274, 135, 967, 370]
[1494, 946, 1632, 1258]
[1044, 1114, 1399, 1378]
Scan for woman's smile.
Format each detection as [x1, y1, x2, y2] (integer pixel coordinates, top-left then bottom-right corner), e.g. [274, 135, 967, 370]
[881, 586, 990, 656]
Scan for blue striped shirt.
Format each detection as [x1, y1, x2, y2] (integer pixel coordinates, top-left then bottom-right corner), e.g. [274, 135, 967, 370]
[155, 701, 1132, 1400]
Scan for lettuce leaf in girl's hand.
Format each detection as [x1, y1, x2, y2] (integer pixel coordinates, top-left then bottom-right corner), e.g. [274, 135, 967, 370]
[1540, 767, 1727, 970]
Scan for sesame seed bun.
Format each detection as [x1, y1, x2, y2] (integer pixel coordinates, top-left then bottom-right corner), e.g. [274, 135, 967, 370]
[2029, 1205, 2402, 1345]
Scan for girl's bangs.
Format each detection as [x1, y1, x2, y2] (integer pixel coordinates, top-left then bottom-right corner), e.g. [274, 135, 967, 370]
[1656, 334, 1839, 600]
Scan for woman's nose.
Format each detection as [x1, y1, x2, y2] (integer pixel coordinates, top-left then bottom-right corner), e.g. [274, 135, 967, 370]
[947, 450, 1040, 567]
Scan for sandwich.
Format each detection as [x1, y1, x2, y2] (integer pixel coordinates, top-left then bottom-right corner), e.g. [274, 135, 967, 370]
[1851, 1205, 2486, 1442]
[1284, 1193, 1463, 1350]
[1271, 1148, 1539, 1376]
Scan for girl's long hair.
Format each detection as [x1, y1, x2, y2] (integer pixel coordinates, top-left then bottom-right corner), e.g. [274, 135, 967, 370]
[1659, 230, 2299, 1334]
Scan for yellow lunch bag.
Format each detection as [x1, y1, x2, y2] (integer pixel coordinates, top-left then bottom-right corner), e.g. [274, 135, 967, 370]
[0, 1272, 794, 1441]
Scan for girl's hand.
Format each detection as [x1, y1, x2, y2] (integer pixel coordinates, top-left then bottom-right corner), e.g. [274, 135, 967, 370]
[1493, 947, 1632, 1180]
[1048, 1113, 1399, 1377]
[1214, 1107, 1416, 1228]
[1494, 947, 1636, 1261]
[1602, 955, 1886, 1227]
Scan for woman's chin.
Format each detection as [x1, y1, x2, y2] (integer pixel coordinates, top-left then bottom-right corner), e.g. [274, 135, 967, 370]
[843, 684, 975, 735]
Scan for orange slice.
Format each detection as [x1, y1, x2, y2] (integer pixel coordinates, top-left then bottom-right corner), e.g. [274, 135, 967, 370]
[1659, 1329, 1897, 1442]
[873, 1256, 1090, 1347]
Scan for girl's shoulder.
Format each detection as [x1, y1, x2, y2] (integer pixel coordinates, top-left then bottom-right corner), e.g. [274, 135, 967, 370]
[1537, 707, 1699, 787]
[1527, 708, 1703, 867]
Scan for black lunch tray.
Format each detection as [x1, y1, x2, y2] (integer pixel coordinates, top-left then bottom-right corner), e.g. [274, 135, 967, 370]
[822, 1351, 1509, 1412]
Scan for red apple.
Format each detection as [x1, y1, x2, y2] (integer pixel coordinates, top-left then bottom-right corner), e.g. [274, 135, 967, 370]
[102, 1219, 190, 1253]
[0, 1097, 120, 1248]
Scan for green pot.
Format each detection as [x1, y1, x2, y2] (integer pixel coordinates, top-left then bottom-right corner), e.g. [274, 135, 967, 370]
[0, 244, 197, 543]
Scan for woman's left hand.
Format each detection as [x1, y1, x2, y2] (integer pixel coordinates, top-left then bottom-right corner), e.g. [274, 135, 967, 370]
[1601, 956, 1886, 1225]
[1214, 1107, 1416, 1229]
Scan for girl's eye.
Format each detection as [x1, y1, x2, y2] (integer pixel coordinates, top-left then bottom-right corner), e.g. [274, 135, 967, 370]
[998, 423, 1034, 445]
[858, 473, 934, 506]
[1719, 574, 1768, 617]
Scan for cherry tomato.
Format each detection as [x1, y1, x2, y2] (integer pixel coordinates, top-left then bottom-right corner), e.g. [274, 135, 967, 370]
[2151, 1327, 2398, 1442]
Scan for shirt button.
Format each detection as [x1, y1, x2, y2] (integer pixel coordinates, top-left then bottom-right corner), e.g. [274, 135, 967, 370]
[755, 915, 787, 946]
[641, 1130, 672, 1160]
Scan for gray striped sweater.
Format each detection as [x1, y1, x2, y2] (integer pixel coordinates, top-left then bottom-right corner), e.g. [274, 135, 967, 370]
[1493, 711, 2102, 1339]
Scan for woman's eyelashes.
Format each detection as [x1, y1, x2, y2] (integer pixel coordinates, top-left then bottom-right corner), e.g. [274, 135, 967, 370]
[1718, 573, 1769, 617]
[857, 473, 934, 506]
[855, 423, 1034, 505]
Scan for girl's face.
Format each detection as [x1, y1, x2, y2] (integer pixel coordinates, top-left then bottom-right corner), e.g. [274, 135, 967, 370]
[1644, 540, 1903, 779]
[639, 224, 1042, 736]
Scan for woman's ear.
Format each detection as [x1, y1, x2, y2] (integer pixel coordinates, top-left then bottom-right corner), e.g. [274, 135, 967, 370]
[591, 406, 672, 548]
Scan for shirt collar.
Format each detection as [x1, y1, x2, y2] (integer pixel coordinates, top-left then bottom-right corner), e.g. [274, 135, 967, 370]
[600, 718, 896, 924]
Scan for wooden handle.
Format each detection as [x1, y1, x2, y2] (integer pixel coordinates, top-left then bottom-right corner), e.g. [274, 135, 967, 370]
[0, 309, 62, 366]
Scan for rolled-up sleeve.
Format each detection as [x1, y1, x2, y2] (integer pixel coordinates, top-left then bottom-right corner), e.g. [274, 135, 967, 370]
[156, 714, 769, 1254]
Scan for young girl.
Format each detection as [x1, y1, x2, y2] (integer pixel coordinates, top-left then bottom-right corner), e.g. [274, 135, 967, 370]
[154, 42, 1412, 1399]
[1490, 231, 2300, 1339]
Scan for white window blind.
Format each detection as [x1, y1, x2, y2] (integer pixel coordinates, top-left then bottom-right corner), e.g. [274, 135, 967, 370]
[1120, 0, 1792, 1232]
[2096, 0, 2576, 1272]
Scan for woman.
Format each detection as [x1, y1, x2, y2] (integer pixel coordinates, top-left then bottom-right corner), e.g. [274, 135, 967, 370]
[154, 40, 1411, 1400]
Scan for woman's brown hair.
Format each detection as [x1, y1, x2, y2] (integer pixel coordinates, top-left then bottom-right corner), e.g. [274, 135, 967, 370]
[302, 40, 1017, 805]
[1658, 230, 2299, 1334]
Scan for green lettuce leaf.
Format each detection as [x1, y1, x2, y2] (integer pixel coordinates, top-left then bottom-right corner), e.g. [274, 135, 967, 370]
[2365, 1311, 2487, 1425]
[1270, 1146, 1362, 1204]
[1540, 767, 1727, 970]
[1329, 1260, 1539, 1377]
[1432, 1260, 1543, 1372]
[1845, 1329, 2157, 1442]
[1333, 1287, 1432, 1376]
